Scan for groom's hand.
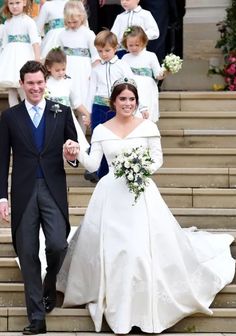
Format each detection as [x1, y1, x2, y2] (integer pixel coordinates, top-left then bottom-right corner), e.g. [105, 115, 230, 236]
[0, 201, 10, 222]
[63, 139, 80, 161]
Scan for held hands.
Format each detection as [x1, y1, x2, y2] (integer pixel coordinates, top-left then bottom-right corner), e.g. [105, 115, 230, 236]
[63, 139, 80, 161]
[0, 201, 10, 223]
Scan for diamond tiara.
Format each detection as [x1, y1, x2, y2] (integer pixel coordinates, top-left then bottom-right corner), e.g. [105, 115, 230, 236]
[111, 77, 137, 93]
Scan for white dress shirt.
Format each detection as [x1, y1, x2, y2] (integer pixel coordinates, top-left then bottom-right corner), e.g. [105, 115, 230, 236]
[25, 98, 46, 123]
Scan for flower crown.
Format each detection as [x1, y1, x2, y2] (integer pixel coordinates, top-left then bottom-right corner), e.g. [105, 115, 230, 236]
[111, 77, 137, 93]
[123, 26, 134, 37]
[51, 46, 62, 52]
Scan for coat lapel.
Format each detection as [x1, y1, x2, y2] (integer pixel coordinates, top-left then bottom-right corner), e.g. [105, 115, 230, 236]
[15, 101, 38, 153]
[42, 100, 58, 153]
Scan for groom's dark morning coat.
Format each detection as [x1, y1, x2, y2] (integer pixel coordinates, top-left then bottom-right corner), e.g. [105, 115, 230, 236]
[0, 99, 77, 253]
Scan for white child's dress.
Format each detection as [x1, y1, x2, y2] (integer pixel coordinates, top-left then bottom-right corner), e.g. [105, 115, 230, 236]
[46, 75, 89, 151]
[59, 25, 100, 106]
[0, 14, 40, 88]
[36, 0, 66, 59]
[111, 5, 159, 46]
[123, 49, 162, 122]
[0, 24, 4, 54]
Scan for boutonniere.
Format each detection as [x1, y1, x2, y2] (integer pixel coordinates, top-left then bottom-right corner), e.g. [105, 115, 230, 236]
[50, 103, 62, 118]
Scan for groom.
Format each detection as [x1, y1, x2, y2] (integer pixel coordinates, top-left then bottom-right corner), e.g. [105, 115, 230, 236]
[0, 61, 78, 335]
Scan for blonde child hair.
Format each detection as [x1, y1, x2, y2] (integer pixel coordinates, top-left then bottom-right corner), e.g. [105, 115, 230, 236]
[122, 25, 148, 50]
[63, 0, 87, 28]
[94, 29, 118, 49]
[2, 0, 31, 19]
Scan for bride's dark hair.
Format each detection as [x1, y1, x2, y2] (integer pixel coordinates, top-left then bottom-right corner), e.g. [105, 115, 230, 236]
[109, 83, 139, 112]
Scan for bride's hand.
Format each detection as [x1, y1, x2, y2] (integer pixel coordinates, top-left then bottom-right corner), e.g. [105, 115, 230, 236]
[63, 139, 80, 161]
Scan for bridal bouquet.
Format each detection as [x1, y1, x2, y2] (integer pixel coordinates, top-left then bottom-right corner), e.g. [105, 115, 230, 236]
[112, 146, 154, 204]
[161, 53, 183, 74]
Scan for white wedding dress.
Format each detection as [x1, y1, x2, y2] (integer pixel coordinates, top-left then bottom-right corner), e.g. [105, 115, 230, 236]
[57, 120, 235, 334]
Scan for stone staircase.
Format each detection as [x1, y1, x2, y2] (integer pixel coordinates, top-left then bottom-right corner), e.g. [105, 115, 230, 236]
[1, 91, 236, 333]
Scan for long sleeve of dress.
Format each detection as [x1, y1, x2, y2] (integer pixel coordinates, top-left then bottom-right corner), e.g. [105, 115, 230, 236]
[78, 141, 103, 172]
[148, 135, 163, 173]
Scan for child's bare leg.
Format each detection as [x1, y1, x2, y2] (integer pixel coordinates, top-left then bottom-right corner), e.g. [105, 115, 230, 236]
[75, 111, 87, 134]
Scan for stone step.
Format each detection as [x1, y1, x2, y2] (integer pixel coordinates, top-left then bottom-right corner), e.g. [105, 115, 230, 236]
[6, 166, 236, 188]
[7, 186, 236, 209]
[0, 282, 236, 308]
[159, 91, 236, 112]
[1, 91, 236, 113]
[5, 176, 236, 211]
[1, 229, 236, 272]
[158, 112, 236, 130]
[66, 187, 236, 209]
[77, 129, 236, 149]
[1, 227, 236, 257]
[162, 148, 236, 168]
[2, 208, 236, 230]
[65, 167, 236, 188]
[69, 187, 195, 208]
[161, 130, 236, 148]
[7, 151, 236, 183]
[1, 307, 236, 333]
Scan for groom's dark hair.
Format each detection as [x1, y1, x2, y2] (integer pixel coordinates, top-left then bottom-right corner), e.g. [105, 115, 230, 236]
[20, 61, 47, 82]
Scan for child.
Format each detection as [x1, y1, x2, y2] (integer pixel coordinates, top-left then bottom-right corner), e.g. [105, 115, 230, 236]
[59, 0, 100, 124]
[111, 0, 159, 57]
[0, 0, 40, 107]
[30, 0, 45, 19]
[122, 25, 165, 122]
[85, 29, 144, 181]
[0, 19, 4, 54]
[44, 47, 89, 151]
[36, 0, 67, 60]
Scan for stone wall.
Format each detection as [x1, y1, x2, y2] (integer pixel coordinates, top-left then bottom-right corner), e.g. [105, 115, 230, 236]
[163, 0, 231, 91]
[184, 0, 230, 61]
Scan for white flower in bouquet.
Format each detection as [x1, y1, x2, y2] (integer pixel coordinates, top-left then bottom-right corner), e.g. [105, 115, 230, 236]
[161, 53, 183, 74]
[111, 146, 154, 204]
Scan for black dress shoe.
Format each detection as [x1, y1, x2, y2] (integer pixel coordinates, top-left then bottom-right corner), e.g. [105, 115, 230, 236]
[23, 319, 46, 335]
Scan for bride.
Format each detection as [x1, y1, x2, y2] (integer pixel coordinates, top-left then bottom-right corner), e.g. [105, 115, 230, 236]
[60, 77, 235, 334]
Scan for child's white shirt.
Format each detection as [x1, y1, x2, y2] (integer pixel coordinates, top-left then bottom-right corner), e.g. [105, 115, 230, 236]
[46, 75, 89, 150]
[122, 48, 162, 78]
[2, 14, 40, 48]
[86, 55, 134, 112]
[46, 75, 81, 109]
[111, 5, 159, 45]
[36, 0, 66, 35]
[59, 25, 99, 63]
